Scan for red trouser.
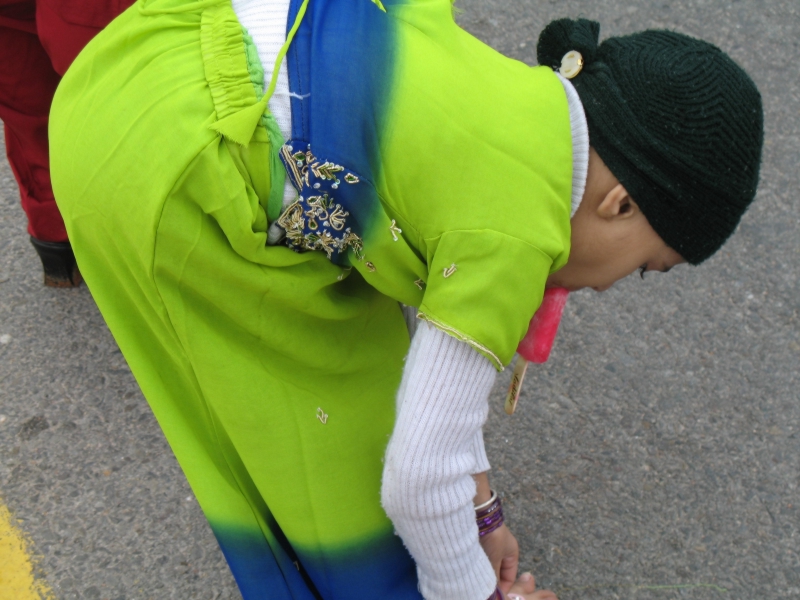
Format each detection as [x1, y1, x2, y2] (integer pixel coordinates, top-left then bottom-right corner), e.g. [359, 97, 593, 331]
[0, 0, 130, 242]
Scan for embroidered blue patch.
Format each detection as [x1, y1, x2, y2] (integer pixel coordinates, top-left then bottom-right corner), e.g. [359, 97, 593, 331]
[277, 142, 364, 264]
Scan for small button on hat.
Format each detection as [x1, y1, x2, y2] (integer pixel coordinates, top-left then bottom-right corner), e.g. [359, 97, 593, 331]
[559, 51, 584, 79]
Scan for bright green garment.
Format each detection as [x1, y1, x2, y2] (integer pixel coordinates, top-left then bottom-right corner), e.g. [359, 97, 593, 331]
[49, 0, 573, 597]
[383, 8, 573, 368]
[50, 1, 417, 597]
[276, 0, 573, 368]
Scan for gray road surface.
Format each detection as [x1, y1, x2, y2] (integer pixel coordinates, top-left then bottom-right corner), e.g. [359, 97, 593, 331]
[1, 1, 798, 598]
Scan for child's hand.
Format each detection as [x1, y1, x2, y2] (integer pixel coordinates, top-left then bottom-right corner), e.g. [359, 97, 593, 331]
[479, 523, 519, 592]
[504, 572, 558, 600]
[480, 525, 558, 599]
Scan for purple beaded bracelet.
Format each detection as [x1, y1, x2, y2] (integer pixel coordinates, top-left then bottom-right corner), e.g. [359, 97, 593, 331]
[475, 490, 504, 537]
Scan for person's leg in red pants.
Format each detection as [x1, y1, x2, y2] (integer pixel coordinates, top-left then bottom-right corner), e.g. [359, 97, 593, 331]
[0, 0, 76, 285]
[0, 0, 130, 286]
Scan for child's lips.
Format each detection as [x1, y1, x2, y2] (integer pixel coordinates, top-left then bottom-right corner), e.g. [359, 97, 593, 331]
[592, 284, 613, 292]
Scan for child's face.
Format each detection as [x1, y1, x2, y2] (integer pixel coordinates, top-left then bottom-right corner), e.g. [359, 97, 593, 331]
[546, 200, 685, 292]
[546, 149, 685, 293]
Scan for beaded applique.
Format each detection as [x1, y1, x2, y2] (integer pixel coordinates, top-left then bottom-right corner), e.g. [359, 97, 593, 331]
[277, 143, 365, 264]
[442, 263, 458, 278]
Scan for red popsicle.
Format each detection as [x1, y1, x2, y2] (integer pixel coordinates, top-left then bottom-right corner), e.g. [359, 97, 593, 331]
[505, 287, 569, 414]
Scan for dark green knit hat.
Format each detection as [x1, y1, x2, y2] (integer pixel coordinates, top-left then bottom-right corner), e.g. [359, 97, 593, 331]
[537, 18, 764, 264]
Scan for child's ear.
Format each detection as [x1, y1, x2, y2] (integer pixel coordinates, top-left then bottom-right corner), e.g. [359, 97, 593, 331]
[596, 183, 638, 219]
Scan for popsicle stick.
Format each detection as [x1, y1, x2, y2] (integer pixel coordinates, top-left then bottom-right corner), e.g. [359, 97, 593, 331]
[504, 355, 529, 415]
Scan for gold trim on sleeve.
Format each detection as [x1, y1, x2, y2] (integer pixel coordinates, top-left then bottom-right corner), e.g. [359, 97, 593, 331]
[416, 312, 503, 370]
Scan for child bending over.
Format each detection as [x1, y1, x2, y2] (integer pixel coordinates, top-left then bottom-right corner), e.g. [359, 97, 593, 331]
[49, 1, 762, 599]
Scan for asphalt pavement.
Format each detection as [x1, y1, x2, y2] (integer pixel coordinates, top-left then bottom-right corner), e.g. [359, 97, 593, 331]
[1, 0, 798, 598]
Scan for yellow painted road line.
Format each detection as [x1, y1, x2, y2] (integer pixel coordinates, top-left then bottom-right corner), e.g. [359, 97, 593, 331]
[0, 498, 54, 600]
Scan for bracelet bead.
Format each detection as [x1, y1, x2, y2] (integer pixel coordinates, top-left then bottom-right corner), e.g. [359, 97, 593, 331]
[475, 490, 504, 536]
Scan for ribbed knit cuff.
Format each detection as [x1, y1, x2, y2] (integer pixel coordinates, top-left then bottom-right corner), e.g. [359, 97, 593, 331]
[382, 322, 498, 600]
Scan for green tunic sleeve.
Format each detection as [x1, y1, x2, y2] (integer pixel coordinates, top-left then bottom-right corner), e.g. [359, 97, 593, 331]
[418, 229, 553, 369]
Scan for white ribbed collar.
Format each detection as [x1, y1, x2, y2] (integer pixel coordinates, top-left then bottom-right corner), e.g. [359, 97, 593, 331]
[556, 73, 590, 218]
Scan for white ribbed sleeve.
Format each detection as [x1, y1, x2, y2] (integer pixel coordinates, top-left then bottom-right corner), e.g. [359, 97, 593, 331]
[382, 321, 497, 600]
[231, 0, 293, 139]
[231, 0, 297, 244]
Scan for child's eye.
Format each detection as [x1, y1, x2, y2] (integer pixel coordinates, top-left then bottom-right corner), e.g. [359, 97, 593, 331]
[639, 265, 647, 279]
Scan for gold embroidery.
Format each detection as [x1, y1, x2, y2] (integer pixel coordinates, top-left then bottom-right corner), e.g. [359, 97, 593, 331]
[277, 201, 305, 235]
[304, 194, 351, 234]
[389, 220, 402, 241]
[414, 279, 426, 290]
[291, 148, 344, 188]
[311, 161, 344, 183]
[277, 144, 365, 261]
[316, 407, 328, 424]
[443, 263, 457, 278]
[281, 145, 304, 189]
[328, 205, 348, 230]
[316, 231, 337, 258]
[284, 146, 339, 188]
[365, 261, 376, 272]
[305, 194, 329, 222]
[342, 231, 364, 260]
[277, 197, 363, 259]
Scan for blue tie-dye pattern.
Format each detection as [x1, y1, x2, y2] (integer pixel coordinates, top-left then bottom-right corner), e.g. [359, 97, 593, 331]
[296, 533, 423, 599]
[273, 2, 423, 597]
[285, 0, 399, 238]
[214, 521, 424, 599]
[213, 525, 317, 600]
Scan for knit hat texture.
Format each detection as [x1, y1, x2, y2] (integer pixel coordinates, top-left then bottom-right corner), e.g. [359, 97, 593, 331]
[537, 18, 764, 264]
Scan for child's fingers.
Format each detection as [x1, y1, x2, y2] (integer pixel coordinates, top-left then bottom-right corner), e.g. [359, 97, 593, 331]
[498, 550, 520, 591]
[507, 572, 536, 595]
[506, 572, 559, 600]
[507, 592, 558, 600]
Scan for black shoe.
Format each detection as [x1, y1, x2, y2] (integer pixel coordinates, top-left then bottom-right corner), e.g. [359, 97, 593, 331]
[29, 237, 83, 287]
